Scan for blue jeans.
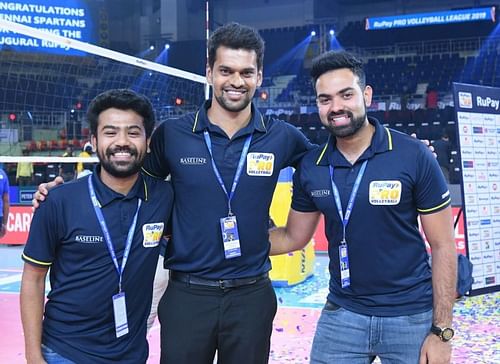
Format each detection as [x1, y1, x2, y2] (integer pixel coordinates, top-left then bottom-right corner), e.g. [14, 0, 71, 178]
[310, 302, 432, 364]
[41, 344, 76, 364]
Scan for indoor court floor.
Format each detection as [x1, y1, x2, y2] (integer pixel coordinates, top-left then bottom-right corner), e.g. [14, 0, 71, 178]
[1, 244, 499, 364]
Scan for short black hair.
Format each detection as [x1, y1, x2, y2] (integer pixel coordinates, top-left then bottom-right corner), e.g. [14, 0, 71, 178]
[87, 89, 155, 138]
[310, 51, 366, 89]
[208, 22, 265, 71]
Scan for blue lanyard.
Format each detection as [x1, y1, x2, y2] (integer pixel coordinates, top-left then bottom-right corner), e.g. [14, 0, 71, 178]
[329, 160, 368, 243]
[88, 177, 142, 293]
[203, 131, 252, 215]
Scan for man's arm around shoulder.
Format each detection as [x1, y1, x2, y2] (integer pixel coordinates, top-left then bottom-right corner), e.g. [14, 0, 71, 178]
[269, 209, 321, 255]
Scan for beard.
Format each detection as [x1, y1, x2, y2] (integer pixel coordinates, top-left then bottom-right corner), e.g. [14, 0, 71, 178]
[98, 145, 144, 178]
[324, 109, 367, 138]
[214, 89, 253, 113]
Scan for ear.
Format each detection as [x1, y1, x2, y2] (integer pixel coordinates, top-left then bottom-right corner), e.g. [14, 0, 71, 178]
[91, 135, 97, 151]
[363, 85, 373, 108]
[206, 64, 213, 86]
[146, 137, 151, 153]
[256, 69, 263, 88]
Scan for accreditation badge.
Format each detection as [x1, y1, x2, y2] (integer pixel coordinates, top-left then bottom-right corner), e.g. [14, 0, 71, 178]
[112, 292, 129, 338]
[220, 215, 241, 259]
[142, 222, 164, 248]
[339, 243, 350, 288]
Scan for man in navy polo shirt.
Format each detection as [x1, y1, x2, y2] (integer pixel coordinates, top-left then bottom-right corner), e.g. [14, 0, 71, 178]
[20, 89, 173, 364]
[270, 51, 457, 364]
[142, 22, 312, 363]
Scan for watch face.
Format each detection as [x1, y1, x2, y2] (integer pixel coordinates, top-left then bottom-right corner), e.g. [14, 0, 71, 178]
[442, 328, 454, 341]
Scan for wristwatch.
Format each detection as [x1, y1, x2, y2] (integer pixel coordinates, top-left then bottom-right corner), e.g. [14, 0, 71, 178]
[430, 324, 454, 342]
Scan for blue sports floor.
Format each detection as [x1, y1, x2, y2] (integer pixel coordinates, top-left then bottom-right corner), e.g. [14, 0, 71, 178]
[1, 245, 499, 363]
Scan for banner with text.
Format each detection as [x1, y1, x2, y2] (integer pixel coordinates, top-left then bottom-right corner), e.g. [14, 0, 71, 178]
[366, 7, 496, 30]
[0, 205, 33, 245]
[453, 82, 500, 296]
[0, 0, 95, 55]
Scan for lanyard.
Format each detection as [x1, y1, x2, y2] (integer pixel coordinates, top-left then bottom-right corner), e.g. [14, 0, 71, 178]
[88, 177, 142, 293]
[329, 160, 367, 244]
[203, 131, 252, 215]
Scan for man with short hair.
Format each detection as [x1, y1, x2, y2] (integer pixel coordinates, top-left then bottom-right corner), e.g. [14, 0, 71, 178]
[143, 22, 313, 364]
[21, 89, 174, 364]
[270, 51, 457, 364]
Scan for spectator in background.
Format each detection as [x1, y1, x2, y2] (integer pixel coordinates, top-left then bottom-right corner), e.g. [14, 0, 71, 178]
[16, 149, 34, 186]
[76, 142, 95, 178]
[426, 86, 438, 109]
[0, 165, 10, 237]
[432, 130, 453, 183]
[59, 145, 76, 181]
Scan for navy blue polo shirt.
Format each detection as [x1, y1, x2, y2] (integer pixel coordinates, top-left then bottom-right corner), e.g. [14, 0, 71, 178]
[292, 118, 451, 316]
[143, 100, 312, 279]
[22, 167, 173, 364]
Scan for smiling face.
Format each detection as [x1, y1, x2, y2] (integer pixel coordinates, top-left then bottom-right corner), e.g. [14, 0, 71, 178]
[92, 108, 149, 179]
[206, 46, 263, 114]
[315, 68, 372, 138]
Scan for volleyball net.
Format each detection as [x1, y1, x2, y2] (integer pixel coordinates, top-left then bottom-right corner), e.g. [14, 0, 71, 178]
[0, 18, 207, 185]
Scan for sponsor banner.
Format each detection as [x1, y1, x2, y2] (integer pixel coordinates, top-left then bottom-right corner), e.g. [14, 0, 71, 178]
[0, 205, 33, 245]
[453, 82, 500, 295]
[366, 7, 495, 30]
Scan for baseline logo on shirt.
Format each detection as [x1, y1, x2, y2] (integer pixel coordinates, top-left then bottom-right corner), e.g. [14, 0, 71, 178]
[311, 189, 331, 198]
[180, 157, 207, 166]
[369, 180, 401, 205]
[247, 153, 274, 176]
[142, 222, 164, 248]
[75, 235, 103, 243]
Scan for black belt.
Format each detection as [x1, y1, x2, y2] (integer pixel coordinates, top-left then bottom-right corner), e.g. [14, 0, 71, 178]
[170, 271, 269, 289]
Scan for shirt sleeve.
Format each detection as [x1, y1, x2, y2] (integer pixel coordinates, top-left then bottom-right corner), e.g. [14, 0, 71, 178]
[415, 143, 451, 214]
[1, 170, 9, 190]
[290, 162, 319, 213]
[22, 197, 61, 267]
[284, 123, 316, 168]
[143, 121, 171, 179]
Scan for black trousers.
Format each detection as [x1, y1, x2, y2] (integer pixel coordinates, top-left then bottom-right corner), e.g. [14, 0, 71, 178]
[158, 275, 277, 364]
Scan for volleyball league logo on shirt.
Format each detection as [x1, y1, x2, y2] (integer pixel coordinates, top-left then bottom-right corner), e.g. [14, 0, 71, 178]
[369, 180, 402, 205]
[142, 223, 164, 247]
[246, 153, 275, 176]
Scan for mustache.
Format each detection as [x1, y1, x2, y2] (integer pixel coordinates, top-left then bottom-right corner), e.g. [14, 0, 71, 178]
[105, 146, 137, 157]
[327, 110, 353, 119]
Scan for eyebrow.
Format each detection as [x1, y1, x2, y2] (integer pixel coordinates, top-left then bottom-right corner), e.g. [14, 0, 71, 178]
[218, 65, 256, 73]
[317, 87, 355, 99]
[101, 124, 143, 131]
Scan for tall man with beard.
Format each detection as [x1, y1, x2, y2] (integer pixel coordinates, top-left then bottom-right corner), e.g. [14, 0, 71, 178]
[20, 89, 174, 364]
[270, 51, 457, 364]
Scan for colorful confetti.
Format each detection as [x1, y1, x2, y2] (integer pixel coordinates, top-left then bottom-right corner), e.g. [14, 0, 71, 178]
[269, 256, 500, 363]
